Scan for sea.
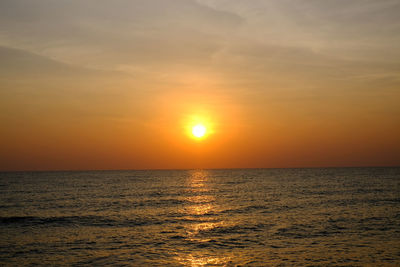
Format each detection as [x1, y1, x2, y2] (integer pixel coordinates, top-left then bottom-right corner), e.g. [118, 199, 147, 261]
[0, 168, 399, 266]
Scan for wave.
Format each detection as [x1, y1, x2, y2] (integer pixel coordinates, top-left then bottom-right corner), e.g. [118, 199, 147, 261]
[0, 215, 163, 227]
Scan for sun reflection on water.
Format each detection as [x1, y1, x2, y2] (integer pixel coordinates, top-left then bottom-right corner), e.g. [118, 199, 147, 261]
[184, 170, 216, 217]
[174, 170, 231, 266]
[176, 254, 232, 267]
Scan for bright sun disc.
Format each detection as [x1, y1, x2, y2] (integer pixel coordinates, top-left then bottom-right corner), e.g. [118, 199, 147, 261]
[192, 124, 206, 138]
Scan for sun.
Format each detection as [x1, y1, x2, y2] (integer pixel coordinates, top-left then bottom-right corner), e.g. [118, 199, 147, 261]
[192, 124, 207, 138]
[184, 114, 213, 140]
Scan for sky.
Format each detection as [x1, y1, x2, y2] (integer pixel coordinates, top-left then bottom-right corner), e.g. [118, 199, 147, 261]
[0, 0, 399, 171]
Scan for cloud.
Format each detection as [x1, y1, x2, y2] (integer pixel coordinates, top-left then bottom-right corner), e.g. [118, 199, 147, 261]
[0, 45, 93, 76]
[1, 1, 399, 103]
[0, 45, 154, 123]
[0, 0, 243, 69]
[197, 0, 400, 60]
[1, 0, 398, 80]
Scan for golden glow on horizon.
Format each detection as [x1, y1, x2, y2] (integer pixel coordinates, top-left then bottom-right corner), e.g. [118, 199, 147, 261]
[192, 124, 206, 138]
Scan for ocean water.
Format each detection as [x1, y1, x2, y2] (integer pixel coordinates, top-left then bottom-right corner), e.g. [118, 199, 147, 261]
[0, 168, 399, 266]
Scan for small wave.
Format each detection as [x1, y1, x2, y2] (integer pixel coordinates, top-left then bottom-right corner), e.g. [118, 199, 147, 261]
[200, 223, 272, 235]
[0, 215, 164, 228]
[220, 204, 272, 216]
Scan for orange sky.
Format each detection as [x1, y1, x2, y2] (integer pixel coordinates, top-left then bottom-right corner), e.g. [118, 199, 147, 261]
[1, 0, 399, 171]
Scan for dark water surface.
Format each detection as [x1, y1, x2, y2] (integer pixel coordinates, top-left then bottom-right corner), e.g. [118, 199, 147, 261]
[0, 168, 399, 266]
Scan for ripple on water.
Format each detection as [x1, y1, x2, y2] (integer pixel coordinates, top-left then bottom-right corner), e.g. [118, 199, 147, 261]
[0, 168, 399, 265]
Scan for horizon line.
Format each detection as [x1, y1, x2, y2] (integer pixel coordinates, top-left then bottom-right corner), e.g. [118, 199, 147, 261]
[1, 165, 399, 173]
